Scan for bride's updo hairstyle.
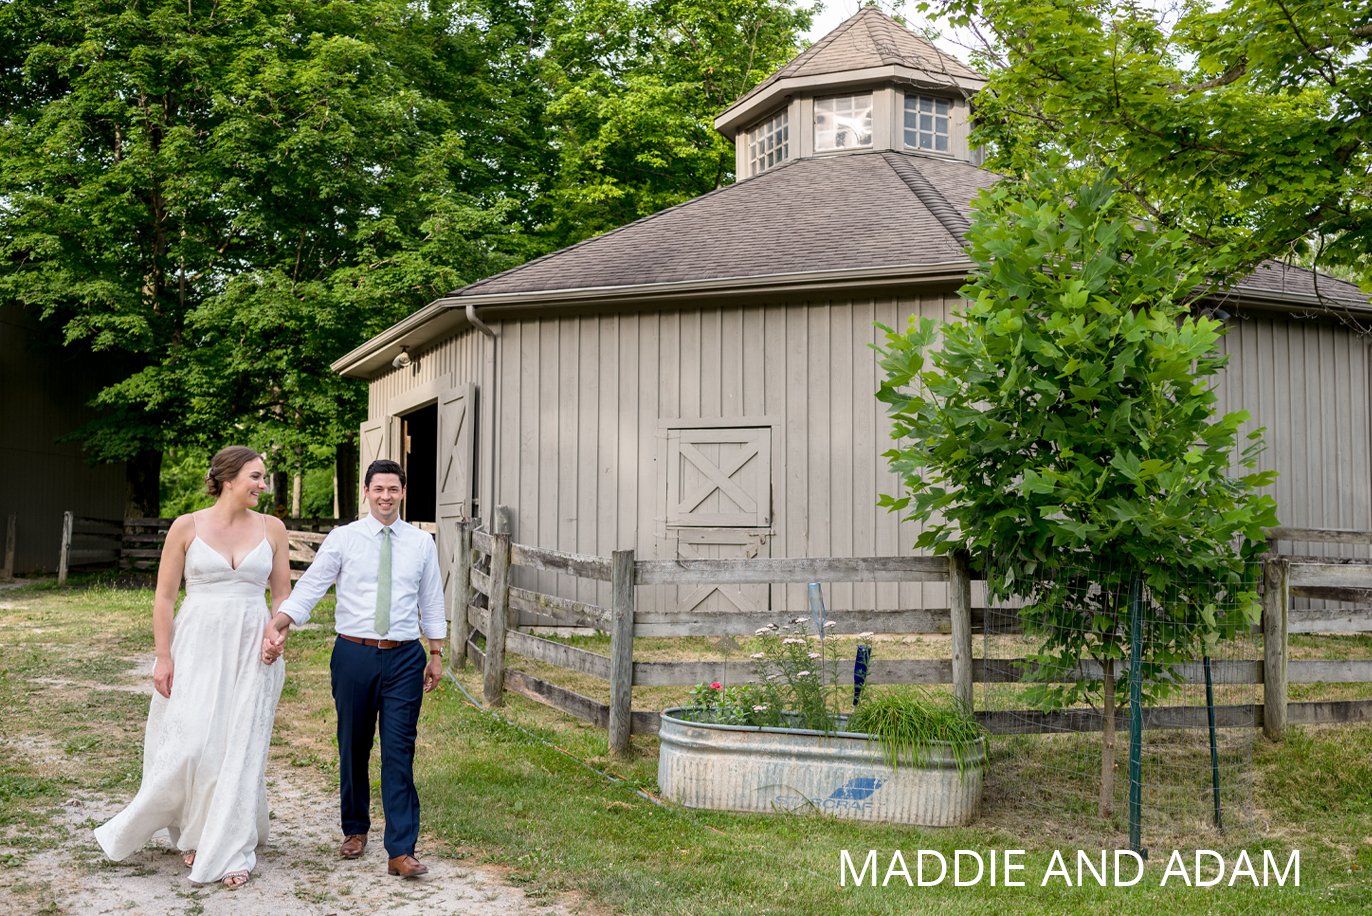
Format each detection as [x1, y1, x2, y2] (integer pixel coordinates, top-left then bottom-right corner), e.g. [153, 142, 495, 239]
[206, 446, 266, 497]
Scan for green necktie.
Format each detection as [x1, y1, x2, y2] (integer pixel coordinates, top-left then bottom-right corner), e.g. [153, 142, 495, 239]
[375, 526, 392, 636]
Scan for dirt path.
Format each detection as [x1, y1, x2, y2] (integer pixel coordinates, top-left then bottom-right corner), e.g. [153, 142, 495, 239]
[34, 765, 568, 916]
[0, 653, 579, 916]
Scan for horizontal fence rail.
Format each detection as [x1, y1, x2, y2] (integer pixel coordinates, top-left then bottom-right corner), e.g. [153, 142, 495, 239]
[456, 516, 1372, 755]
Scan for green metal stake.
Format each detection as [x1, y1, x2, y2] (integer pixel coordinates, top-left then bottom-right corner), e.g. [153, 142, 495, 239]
[1128, 575, 1144, 855]
[1204, 655, 1223, 830]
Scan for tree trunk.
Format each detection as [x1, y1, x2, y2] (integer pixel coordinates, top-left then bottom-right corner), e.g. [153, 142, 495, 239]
[124, 449, 162, 518]
[271, 470, 289, 516]
[335, 439, 358, 520]
[291, 471, 302, 517]
[1100, 657, 1116, 819]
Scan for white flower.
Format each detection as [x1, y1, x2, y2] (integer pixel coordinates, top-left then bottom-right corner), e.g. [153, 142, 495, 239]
[752, 705, 768, 712]
[823, 621, 837, 629]
[807, 652, 821, 660]
[782, 637, 804, 645]
[754, 627, 770, 635]
[858, 631, 874, 639]
[767, 673, 782, 681]
[792, 616, 807, 625]
[796, 670, 811, 678]
[751, 652, 765, 659]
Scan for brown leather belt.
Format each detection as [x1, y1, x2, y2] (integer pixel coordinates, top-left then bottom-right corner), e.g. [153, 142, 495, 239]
[339, 634, 416, 650]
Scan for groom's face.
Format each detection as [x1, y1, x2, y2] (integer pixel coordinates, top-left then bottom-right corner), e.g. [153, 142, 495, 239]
[365, 473, 405, 524]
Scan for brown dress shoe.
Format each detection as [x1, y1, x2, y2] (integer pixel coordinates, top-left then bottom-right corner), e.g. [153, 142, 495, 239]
[340, 834, 367, 859]
[387, 854, 429, 878]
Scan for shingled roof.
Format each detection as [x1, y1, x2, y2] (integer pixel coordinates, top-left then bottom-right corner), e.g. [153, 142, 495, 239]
[450, 150, 1366, 308]
[738, 7, 982, 109]
[455, 151, 992, 297]
[716, 8, 985, 137]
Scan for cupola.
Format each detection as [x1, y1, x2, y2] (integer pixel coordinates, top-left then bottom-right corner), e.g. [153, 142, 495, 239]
[714, 8, 987, 179]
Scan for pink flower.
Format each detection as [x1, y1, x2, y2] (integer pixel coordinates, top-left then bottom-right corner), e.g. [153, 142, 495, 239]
[807, 652, 821, 660]
[710, 681, 722, 690]
[796, 670, 811, 678]
[858, 631, 875, 639]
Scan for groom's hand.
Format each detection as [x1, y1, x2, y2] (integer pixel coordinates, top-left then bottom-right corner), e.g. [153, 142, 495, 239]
[261, 621, 286, 665]
[423, 654, 443, 693]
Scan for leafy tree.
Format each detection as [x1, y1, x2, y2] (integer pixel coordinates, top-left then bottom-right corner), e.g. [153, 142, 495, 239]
[876, 166, 1278, 815]
[0, 0, 527, 514]
[926, 0, 1372, 288]
[538, 0, 816, 245]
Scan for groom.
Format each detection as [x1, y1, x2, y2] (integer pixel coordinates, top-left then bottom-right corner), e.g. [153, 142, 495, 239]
[265, 459, 446, 878]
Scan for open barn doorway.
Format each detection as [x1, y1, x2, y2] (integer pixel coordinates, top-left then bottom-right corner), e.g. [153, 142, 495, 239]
[400, 403, 437, 526]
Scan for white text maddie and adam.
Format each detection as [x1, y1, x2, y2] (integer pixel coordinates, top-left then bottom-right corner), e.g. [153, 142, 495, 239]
[840, 848, 1300, 888]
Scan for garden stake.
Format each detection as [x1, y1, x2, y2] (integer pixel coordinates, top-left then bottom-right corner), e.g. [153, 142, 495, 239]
[1128, 574, 1144, 856]
[1205, 655, 1223, 830]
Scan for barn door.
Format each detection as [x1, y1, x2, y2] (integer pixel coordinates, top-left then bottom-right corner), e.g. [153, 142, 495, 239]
[358, 418, 388, 518]
[664, 425, 772, 613]
[436, 383, 477, 595]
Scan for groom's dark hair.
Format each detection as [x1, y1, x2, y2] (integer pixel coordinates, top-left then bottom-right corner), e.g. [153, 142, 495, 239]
[365, 459, 406, 488]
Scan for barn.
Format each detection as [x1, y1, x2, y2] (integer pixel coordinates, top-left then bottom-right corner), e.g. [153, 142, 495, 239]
[1, 303, 126, 575]
[331, 9, 1372, 617]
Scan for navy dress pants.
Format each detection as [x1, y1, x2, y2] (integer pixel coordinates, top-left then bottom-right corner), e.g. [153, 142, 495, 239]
[330, 638, 426, 858]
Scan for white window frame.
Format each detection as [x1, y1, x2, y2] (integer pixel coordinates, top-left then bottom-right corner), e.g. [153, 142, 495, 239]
[746, 110, 789, 176]
[904, 93, 951, 153]
[814, 94, 873, 152]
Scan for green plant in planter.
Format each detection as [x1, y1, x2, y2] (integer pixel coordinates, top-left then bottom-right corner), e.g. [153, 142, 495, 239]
[689, 617, 848, 731]
[848, 687, 986, 777]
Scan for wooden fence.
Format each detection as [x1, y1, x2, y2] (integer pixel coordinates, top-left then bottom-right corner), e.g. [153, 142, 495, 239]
[451, 519, 1372, 755]
[115, 516, 338, 580]
[57, 513, 123, 585]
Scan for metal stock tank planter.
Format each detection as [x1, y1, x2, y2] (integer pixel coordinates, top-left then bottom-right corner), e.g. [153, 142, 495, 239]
[657, 708, 986, 826]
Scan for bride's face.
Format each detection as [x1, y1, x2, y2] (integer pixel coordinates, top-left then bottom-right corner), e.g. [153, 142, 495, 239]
[225, 458, 269, 506]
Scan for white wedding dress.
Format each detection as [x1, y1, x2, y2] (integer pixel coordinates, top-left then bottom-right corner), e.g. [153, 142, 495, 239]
[94, 535, 284, 883]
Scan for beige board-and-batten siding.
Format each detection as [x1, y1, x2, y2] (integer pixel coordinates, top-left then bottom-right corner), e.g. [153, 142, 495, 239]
[365, 292, 968, 618]
[1217, 311, 1372, 561]
[363, 296, 1372, 619]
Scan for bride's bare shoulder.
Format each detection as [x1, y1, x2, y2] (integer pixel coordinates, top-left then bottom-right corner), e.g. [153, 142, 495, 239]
[163, 514, 197, 549]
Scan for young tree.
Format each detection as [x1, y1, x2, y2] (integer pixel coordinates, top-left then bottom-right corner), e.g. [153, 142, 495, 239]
[876, 166, 1278, 816]
[926, 0, 1372, 288]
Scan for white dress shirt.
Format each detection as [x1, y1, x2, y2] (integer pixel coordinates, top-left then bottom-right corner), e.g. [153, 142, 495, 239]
[279, 514, 447, 641]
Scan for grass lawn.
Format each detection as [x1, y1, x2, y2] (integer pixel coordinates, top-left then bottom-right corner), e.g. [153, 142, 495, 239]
[1, 576, 1369, 914]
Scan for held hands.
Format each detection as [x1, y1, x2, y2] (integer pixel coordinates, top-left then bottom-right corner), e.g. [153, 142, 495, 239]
[261, 620, 287, 665]
[153, 655, 174, 698]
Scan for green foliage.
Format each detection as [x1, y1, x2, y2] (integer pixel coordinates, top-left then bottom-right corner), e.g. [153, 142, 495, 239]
[876, 165, 1279, 711]
[924, 0, 1372, 288]
[847, 686, 985, 775]
[538, 0, 815, 246]
[0, 0, 533, 497]
[689, 616, 845, 730]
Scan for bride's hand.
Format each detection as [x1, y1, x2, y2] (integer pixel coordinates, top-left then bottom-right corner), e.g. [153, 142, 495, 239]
[261, 623, 286, 665]
[153, 655, 174, 698]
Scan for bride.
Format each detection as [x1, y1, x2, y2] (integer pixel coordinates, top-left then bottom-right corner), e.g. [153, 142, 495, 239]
[94, 446, 291, 888]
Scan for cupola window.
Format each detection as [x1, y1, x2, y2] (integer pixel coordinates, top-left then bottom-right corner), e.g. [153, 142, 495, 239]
[904, 94, 950, 153]
[745, 110, 790, 176]
[814, 94, 872, 151]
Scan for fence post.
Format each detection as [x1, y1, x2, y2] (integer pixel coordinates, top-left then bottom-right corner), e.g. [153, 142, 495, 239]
[451, 520, 474, 669]
[949, 550, 973, 708]
[57, 511, 73, 585]
[1262, 556, 1289, 741]
[2, 514, 15, 579]
[608, 549, 636, 757]
[482, 531, 512, 707]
